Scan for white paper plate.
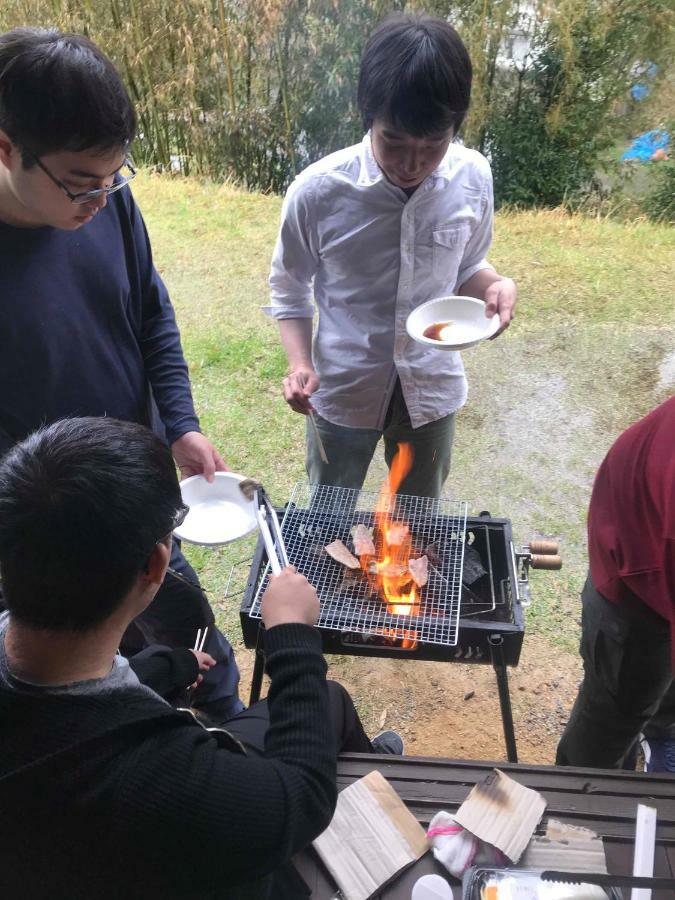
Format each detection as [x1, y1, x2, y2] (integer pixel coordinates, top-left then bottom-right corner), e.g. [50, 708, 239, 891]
[406, 295, 500, 350]
[173, 472, 258, 546]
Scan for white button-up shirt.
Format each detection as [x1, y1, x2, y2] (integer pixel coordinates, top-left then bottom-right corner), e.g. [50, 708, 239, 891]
[265, 134, 494, 429]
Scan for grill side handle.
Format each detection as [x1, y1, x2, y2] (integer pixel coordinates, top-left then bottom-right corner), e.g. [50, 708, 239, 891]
[515, 540, 563, 608]
[511, 541, 530, 608]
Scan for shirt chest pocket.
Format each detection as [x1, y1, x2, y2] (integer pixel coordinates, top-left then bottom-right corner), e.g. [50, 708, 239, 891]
[432, 224, 471, 286]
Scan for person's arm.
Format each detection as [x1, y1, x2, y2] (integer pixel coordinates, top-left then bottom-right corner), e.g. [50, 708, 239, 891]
[459, 269, 517, 335]
[110, 570, 337, 890]
[279, 319, 319, 414]
[455, 164, 517, 335]
[128, 646, 214, 698]
[265, 179, 320, 415]
[123, 191, 226, 479]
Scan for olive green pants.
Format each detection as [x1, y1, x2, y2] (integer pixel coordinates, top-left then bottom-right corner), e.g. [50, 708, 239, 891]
[306, 380, 456, 499]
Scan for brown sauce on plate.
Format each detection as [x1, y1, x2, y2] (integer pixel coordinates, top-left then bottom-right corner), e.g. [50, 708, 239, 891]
[423, 321, 455, 341]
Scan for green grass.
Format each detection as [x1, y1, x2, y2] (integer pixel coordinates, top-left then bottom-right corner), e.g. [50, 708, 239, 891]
[134, 173, 675, 656]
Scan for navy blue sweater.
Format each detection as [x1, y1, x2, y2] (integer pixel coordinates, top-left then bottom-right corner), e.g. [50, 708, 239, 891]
[0, 186, 199, 452]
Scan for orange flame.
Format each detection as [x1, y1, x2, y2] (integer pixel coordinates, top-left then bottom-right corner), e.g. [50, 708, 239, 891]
[358, 443, 420, 647]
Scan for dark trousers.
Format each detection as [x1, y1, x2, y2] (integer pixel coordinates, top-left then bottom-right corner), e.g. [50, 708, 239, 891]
[221, 680, 374, 755]
[122, 539, 243, 718]
[556, 573, 675, 769]
[306, 379, 456, 499]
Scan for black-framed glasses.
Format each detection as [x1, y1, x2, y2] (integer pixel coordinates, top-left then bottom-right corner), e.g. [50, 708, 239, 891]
[171, 503, 190, 532]
[31, 153, 136, 204]
[142, 503, 190, 570]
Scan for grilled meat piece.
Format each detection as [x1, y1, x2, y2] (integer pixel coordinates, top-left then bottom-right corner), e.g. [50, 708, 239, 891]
[325, 539, 360, 569]
[408, 555, 429, 588]
[366, 560, 409, 579]
[351, 523, 376, 557]
[386, 522, 410, 546]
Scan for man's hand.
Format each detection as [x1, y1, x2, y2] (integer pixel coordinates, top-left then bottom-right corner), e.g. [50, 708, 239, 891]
[188, 650, 217, 689]
[282, 367, 320, 416]
[171, 431, 227, 482]
[261, 566, 320, 629]
[484, 277, 517, 337]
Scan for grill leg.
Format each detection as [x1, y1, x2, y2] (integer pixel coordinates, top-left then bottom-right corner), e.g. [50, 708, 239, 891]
[249, 624, 265, 706]
[489, 633, 518, 763]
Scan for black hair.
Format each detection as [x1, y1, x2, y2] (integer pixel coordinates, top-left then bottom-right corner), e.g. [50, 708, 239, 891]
[357, 14, 472, 138]
[0, 418, 181, 632]
[0, 27, 136, 165]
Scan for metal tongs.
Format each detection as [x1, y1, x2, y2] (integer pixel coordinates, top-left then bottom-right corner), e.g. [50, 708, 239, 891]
[240, 479, 289, 575]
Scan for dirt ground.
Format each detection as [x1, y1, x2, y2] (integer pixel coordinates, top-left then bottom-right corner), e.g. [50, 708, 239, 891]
[235, 632, 583, 765]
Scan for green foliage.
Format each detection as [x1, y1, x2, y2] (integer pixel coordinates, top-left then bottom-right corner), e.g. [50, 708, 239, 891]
[0, 0, 400, 191]
[1, 0, 673, 207]
[643, 158, 675, 224]
[487, 81, 607, 208]
[427, 0, 675, 209]
[489, 1, 674, 207]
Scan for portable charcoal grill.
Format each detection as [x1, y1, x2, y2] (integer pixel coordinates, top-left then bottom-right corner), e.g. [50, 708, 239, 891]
[239, 483, 561, 762]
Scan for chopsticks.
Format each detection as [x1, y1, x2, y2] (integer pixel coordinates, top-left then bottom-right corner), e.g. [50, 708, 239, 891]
[308, 408, 329, 464]
[193, 627, 209, 653]
[186, 627, 210, 701]
[296, 373, 329, 464]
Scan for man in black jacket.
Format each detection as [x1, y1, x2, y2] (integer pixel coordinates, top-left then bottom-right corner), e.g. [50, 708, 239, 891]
[0, 417, 383, 898]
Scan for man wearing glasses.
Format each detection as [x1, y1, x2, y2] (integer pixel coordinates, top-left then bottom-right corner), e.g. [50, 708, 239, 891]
[0, 27, 243, 721]
[0, 416, 396, 897]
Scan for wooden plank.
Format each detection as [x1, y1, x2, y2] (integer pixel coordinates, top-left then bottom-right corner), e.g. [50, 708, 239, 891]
[335, 776, 675, 825]
[337, 754, 675, 799]
[293, 847, 335, 897]
[393, 803, 675, 842]
[376, 854, 458, 898]
[337, 752, 675, 782]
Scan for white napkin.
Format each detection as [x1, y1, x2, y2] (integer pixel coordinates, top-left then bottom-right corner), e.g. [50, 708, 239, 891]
[426, 810, 507, 878]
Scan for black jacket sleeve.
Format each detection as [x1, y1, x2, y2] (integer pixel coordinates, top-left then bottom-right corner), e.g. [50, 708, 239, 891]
[109, 624, 337, 893]
[127, 646, 199, 698]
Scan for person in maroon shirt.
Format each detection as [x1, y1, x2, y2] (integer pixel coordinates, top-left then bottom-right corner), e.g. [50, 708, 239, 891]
[556, 397, 675, 771]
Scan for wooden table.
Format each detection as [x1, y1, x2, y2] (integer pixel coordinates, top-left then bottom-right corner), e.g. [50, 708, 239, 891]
[294, 754, 675, 899]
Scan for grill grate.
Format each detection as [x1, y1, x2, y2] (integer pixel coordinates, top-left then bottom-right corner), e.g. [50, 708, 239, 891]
[249, 483, 467, 647]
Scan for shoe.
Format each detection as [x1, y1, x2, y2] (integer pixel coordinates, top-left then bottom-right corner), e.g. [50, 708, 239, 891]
[643, 737, 675, 773]
[371, 730, 404, 755]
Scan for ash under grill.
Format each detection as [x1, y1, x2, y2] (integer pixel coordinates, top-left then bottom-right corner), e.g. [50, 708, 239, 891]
[248, 483, 468, 647]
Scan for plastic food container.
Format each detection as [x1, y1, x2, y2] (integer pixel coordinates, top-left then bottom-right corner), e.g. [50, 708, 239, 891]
[461, 868, 621, 900]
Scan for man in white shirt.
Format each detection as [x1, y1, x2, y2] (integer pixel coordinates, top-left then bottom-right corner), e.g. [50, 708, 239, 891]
[266, 14, 517, 498]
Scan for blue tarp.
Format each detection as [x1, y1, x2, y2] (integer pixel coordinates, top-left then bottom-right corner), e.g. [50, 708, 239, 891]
[630, 61, 658, 102]
[630, 83, 650, 102]
[621, 129, 670, 162]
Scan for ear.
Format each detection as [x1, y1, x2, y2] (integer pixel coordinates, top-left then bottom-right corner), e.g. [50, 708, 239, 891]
[0, 129, 18, 171]
[143, 537, 172, 588]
